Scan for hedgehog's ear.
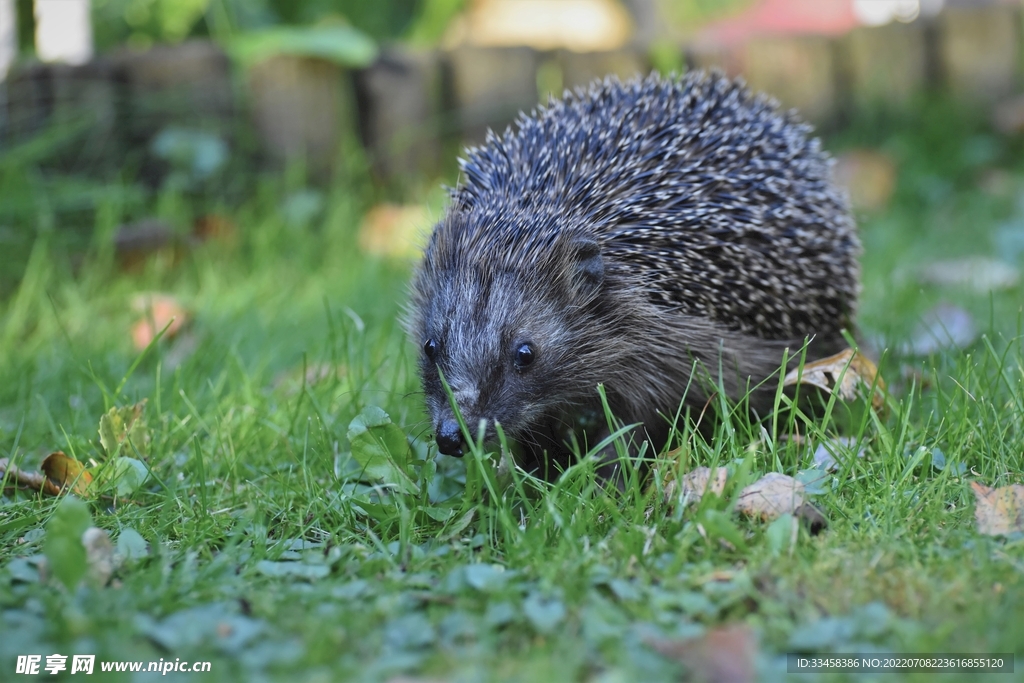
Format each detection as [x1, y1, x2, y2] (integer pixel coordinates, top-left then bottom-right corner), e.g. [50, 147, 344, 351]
[571, 238, 604, 295]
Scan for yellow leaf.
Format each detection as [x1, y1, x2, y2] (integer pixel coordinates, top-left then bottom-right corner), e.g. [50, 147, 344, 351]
[41, 451, 93, 497]
[784, 348, 886, 412]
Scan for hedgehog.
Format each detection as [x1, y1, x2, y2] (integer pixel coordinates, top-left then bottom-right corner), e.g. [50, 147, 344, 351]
[408, 71, 860, 480]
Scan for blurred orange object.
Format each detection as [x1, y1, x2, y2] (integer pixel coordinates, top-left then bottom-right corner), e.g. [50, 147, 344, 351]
[130, 293, 189, 350]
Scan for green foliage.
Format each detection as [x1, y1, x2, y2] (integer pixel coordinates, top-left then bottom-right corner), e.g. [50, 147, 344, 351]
[263, 0, 420, 42]
[93, 457, 150, 496]
[42, 496, 93, 590]
[93, 0, 213, 49]
[407, 0, 468, 46]
[228, 24, 377, 67]
[116, 528, 150, 560]
[91, 0, 465, 51]
[347, 406, 420, 495]
[657, 0, 756, 38]
[15, 0, 34, 52]
[3, 99, 1024, 679]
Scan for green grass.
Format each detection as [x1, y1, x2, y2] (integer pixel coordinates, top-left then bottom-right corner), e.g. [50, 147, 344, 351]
[3, 102, 1024, 682]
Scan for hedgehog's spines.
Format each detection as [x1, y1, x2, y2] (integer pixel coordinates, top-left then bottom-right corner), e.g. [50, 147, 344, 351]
[439, 70, 858, 341]
[410, 70, 860, 466]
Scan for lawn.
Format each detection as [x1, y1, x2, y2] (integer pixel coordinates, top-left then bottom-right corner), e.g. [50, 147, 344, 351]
[2, 99, 1024, 682]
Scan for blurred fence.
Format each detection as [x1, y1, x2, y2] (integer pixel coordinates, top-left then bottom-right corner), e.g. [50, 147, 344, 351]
[0, 1, 1022, 186]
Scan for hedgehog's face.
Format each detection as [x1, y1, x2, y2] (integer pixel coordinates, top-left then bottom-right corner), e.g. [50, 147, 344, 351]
[414, 267, 563, 457]
[410, 237, 605, 458]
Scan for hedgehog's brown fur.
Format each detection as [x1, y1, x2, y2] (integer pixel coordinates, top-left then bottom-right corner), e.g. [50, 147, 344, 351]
[408, 71, 861, 477]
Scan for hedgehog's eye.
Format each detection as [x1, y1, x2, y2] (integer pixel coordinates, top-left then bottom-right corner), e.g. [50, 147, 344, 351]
[514, 343, 536, 368]
[423, 338, 439, 361]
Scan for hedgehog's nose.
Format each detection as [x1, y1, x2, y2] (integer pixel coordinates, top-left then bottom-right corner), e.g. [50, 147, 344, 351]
[436, 419, 464, 457]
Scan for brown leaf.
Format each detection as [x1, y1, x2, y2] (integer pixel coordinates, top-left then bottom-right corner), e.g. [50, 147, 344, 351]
[130, 293, 189, 350]
[784, 348, 886, 411]
[971, 481, 1024, 536]
[664, 466, 728, 508]
[0, 457, 59, 495]
[82, 527, 116, 586]
[646, 624, 758, 683]
[358, 204, 430, 259]
[736, 473, 805, 521]
[41, 451, 93, 496]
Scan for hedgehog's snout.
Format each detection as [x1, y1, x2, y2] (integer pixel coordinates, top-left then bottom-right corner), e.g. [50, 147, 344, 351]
[435, 418, 464, 457]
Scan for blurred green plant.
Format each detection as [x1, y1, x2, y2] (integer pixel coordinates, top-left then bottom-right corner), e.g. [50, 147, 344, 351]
[227, 24, 378, 68]
[262, 0, 419, 41]
[90, 0, 467, 51]
[657, 0, 755, 38]
[93, 0, 213, 49]
[406, 0, 467, 46]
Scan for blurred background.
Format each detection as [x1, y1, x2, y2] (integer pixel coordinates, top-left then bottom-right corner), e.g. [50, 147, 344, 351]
[1, 0, 1024, 360]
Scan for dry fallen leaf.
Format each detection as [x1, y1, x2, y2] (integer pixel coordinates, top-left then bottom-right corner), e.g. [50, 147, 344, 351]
[41, 452, 93, 497]
[784, 348, 885, 411]
[736, 473, 806, 521]
[646, 623, 758, 683]
[664, 466, 728, 508]
[130, 293, 189, 350]
[899, 303, 977, 356]
[358, 204, 431, 259]
[971, 481, 1024, 536]
[82, 526, 117, 586]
